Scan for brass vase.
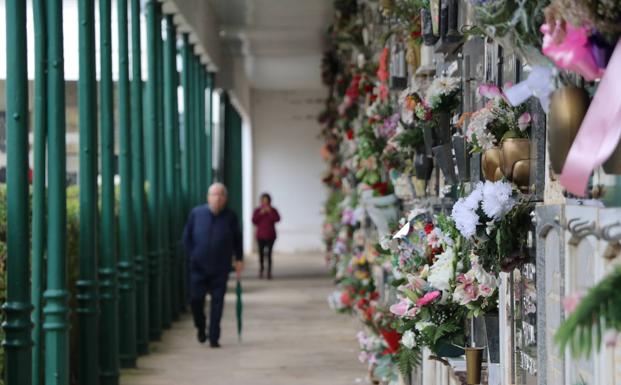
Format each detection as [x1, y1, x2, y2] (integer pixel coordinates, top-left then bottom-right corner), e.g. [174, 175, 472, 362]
[500, 138, 530, 184]
[481, 147, 503, 182]
[603, 142, 621, 174]
[548, 87, 589, 174]
[465, 347, 484, 384]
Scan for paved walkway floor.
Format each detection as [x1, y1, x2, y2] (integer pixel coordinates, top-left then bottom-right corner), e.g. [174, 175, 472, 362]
[121, 252, 367, 385]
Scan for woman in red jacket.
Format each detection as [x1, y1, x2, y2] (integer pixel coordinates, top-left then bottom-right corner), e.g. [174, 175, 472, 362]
[252, 193, 281, 279]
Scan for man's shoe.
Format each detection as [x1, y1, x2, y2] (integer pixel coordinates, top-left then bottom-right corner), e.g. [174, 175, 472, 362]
[210, 342, 221, 348]
[259, 270, 264, 279]
[197, 330, 207, 343]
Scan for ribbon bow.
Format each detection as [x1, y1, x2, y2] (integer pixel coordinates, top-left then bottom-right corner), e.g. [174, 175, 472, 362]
[560, 39, 621, 196]
[503, 66, 555, 113]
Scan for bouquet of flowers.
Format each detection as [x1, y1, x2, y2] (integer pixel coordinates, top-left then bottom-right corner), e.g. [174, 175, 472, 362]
[425, 76, 461, 112]
[465, 84, 531, 153]
[385, 212, 467, 358]
[452, 252, 499, 317]
[451, 180, 533, 273]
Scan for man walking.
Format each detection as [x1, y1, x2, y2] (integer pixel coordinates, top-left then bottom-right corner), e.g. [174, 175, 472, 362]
[183, 182, 244, 347]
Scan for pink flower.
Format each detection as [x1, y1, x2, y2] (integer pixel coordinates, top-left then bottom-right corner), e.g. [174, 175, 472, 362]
[605, 330, 618, 347]
[563, 293, 583, 315]
[479, 284, 493, 297]
[416, 290, 441, 307]
[518, 112, 531, 131]
[478, 84, 502, 99]
[389, 298, 410, 316]
[358, 351, 369, 363]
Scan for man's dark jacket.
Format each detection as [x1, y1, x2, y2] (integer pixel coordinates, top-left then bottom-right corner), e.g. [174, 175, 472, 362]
[182, 205, 243, 275]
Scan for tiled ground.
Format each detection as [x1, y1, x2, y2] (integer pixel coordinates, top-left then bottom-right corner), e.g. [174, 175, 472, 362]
[121, 252, 368, 385]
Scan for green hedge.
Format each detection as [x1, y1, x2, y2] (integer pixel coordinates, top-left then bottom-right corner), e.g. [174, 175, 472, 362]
[0, 185, 117, 385]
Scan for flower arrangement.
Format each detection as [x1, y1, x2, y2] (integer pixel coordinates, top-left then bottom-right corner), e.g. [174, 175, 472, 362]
[383, 213, 468, 359]
[465, 84, 531, 153]
[425, 76, 461, 113]
[452, 253, 499, 317]
[450, 181, 533, 273]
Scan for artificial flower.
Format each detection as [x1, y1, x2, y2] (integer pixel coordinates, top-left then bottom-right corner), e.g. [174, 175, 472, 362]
[416, 290, 441, 307]
[401, 330, 416, 349]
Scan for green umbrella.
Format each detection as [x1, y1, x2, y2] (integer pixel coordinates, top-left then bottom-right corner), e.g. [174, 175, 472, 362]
[236, 278, 243, 342]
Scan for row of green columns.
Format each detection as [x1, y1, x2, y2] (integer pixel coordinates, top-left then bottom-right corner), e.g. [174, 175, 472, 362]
[3, 2, 216, 383]
[77, 1, 99, 385]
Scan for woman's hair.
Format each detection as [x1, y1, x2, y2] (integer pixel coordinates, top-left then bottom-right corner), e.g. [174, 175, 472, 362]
[260, 193, 272, 204]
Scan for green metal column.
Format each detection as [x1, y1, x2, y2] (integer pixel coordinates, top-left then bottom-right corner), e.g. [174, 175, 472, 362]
[3, 1, 32, 385]
[31, 1, 46, 385]
[223, 96, 244, 220]
[206, 73, 214, 187]
[99, 0, 120, 383]
[146, 0, 162, 340]
[43, 1, 70, 385]
[77, 0, 99, 384]
[181, 35, 192, 215]
[164, 15, 180, 320]
[193, 56, 202, 205]
[131, 0, 149, 355]
[158, 9, 172, 330]
[118, 0, 137, 368]
[198, 66, 207, 200]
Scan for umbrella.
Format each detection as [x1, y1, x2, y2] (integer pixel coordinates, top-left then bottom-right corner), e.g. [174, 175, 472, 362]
[236, 277, 243, 342]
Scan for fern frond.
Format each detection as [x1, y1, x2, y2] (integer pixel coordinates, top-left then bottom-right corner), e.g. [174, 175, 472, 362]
[555, 266, 621, 358]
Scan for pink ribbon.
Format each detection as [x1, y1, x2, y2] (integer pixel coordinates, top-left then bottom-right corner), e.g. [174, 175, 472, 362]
[560, 39, 621, 196]
[541, 23, 604, 81]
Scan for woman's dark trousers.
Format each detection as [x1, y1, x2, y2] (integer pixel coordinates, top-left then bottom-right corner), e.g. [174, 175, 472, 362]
[258, 238, 275, 277]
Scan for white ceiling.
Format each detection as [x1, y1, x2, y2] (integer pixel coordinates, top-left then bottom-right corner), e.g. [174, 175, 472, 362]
[208, 0, 332, 90]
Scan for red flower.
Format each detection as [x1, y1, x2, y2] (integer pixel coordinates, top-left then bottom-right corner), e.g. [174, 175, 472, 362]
[369, 291, 380, 301]
[424, 222, 434, 234]
[372, 182, 389, 196]
[380, 328, 402, 354]
[340, 291, 352, 307]
[346, 129, 354, 140]
[411, 31, 422, 39]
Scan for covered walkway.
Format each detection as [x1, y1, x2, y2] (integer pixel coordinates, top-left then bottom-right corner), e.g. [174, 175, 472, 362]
[120, 253, 364, 385]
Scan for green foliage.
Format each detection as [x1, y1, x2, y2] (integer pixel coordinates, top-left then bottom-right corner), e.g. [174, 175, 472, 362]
[397, 346, 422, 377]
[555, 266, 621, 358]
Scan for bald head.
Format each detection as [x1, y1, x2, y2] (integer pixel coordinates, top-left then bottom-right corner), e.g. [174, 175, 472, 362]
[207, 183, 228, 214]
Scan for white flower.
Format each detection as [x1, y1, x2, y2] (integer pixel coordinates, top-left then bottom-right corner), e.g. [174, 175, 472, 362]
[466, 108, 497, 150]
[380, 235, 399, 251]
[401, 330, 416, 349]
[328, 291, 345, 310]
[415, 321, 434, 331]
[481, 180, 515, 220]
[428, 247, 456, 292]
[451, 199, 479, 239]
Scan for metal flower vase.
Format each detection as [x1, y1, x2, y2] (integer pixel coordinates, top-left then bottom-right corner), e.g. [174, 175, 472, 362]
[421, 8, 439, 46]
[603, 144, 621, 174]
[465, 347, 484, 384]
[500, 138, 531, 190]
[432, 143, 457, 185]
[452, 135, 470, 182]
[548, 86, 589, 174]
[414, 151, 433, 181]
[481, 147, 503, 182]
